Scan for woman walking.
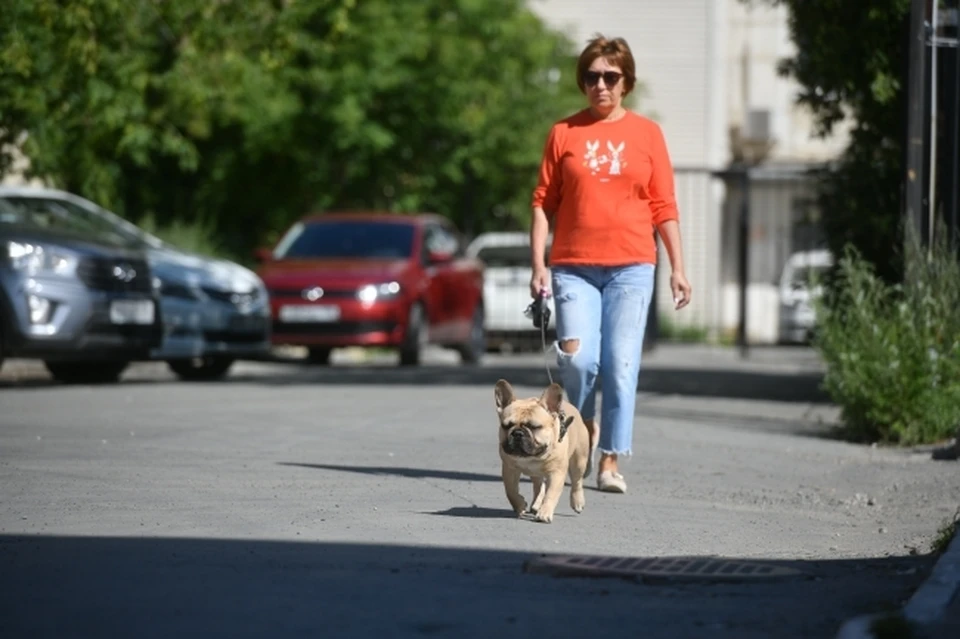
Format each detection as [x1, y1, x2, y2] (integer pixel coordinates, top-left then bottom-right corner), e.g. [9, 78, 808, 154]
[530, 34, 691, 493]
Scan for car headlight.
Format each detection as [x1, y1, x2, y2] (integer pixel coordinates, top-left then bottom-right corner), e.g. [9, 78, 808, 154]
[7, 241, 78, 277]
[208, 261, 259, 294]
[357, 281, 401, 303]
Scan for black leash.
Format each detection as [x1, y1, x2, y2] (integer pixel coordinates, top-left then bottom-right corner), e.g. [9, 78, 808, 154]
[524, 291, 554, 384]
[524, 291, 571, 438]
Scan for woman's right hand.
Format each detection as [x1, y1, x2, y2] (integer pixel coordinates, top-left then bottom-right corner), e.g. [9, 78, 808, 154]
[530, 266, 551, 298]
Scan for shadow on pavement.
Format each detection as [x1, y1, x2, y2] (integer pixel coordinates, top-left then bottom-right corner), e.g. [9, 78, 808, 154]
[244, 362, 831, 404]
[0, 354, 830, 405]
[639, 367, 828, 403]
[425, 505, 518, 519]
[278, 462, 652, 498]
[277, 462, 502, 484]
[0, 534, 936, 639]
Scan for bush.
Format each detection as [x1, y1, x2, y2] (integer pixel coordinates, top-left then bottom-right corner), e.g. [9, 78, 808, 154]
[136, 212, 230, 261]
[813, 223, 960, 445]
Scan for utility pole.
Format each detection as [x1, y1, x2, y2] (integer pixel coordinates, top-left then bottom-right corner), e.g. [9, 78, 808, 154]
[736, 166, 750, 358]
[944, 0, 960, 250]
[905, 0, 929, 247]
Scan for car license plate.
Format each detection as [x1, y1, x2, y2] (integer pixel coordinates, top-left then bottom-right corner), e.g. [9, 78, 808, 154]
[279, 304, 341, 323]
[110, 299, 155, 325]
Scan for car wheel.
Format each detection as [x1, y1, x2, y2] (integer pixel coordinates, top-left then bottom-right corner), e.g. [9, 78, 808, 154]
[457, 305, 486, 366]
[306, 347, 332, 365]
[44, 361, 129, 384]
[167, 356, 235, 381]
[399, 302, 426, 367]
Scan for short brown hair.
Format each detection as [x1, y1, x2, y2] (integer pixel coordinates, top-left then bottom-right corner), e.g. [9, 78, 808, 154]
[576, 34, 637, 96]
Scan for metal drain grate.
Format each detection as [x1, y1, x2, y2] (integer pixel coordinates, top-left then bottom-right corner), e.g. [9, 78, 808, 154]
[524, 554, 804, 582]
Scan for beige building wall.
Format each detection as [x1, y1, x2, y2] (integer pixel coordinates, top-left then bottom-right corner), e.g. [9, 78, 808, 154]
[528, 0, 851, 342]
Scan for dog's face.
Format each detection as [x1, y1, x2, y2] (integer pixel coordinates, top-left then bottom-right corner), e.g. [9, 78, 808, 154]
[494, 380, 572, 459]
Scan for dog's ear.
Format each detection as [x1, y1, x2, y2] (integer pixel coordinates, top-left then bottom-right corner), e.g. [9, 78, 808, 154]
[558, 414, 574, 442]
[494, 379, 515, 414]
[539, 383, 564, 415]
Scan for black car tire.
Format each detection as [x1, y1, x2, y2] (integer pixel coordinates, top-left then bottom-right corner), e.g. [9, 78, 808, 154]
[306, 348, 332, 365]
[399, 302, 425, 367]
[456, 305, 486, 366]
[167, 356, 235, 381]
[44, 361, 129, 384]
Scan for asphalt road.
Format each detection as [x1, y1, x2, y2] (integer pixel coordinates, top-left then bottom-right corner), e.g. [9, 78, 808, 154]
[1, 347, 958, 638]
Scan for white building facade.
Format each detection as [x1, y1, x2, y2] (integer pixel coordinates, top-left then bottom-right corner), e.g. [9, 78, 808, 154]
[528, 0, 851, 343]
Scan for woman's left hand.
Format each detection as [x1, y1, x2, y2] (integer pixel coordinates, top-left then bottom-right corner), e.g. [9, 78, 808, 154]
[670, 271, 692, 310]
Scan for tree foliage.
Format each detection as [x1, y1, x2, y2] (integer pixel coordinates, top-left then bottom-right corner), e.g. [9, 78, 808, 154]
[1, 0, 590, 258]
[757, 0, 912, 282]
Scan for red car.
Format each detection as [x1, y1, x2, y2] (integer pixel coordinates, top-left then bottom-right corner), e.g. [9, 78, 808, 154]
[255, 212, 486, 366]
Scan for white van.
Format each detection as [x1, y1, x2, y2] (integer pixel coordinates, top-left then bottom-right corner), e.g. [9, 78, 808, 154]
[777, 248, 834, 343]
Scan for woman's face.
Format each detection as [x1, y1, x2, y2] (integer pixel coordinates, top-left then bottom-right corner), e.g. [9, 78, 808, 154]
[583, 56, 625, 112]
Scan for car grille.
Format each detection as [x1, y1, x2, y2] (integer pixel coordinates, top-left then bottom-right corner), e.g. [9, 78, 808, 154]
[268, 287, 356, 299]
[203, 287, 262, 305]
[76, 256, 153, 293]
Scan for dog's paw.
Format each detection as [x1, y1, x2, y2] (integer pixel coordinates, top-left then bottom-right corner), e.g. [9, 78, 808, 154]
[571, 490, 585, 513]
[534, 510, 554, 523]
[512, 501, 528, 517]
[530, 496, 544, 514]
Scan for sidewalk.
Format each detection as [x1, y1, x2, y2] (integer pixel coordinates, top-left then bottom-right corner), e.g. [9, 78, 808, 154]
[642, 345, 960, 639]
[631, 342, 840, 431]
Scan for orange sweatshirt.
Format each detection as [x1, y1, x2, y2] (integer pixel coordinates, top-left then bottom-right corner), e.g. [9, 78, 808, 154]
[531, 109, 679, 266]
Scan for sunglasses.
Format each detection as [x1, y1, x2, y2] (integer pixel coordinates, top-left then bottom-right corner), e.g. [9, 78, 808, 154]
[582, 71, 623, 87]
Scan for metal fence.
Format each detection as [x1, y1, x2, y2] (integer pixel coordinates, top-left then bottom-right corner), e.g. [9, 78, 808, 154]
[481, 163, 820, 354]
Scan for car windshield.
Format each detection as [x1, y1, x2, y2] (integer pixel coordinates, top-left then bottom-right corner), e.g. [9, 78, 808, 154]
[475, 245, 550, 267]
[273, 219, 416, 259]
[0, 195, 163, 249]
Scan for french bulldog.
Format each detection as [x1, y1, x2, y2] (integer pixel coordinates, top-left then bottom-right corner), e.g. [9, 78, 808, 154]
[494, 379, 598, 523]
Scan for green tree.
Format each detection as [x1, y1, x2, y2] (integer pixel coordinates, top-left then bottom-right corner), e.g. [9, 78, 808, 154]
[1, 0, 588, 259]
[756, 0, 912, 282]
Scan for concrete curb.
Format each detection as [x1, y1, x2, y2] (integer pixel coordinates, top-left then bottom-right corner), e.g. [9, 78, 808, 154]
[834, 522, 960, 638]
[903, 524, 960, 624]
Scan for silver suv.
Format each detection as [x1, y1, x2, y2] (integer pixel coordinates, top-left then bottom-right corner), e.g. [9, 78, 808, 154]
[0, 198, 162, 383]
[0, 187, 271, 381]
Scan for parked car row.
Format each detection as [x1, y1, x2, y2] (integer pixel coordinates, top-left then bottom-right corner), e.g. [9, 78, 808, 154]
[0, 187, 272, 383]
[2, 188, 542, 383]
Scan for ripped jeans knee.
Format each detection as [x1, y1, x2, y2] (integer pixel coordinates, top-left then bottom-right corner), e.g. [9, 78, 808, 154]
[557, 338, 581, 358]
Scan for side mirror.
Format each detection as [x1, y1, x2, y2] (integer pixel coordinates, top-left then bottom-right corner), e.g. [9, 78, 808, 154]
[253, 247, 273, 263]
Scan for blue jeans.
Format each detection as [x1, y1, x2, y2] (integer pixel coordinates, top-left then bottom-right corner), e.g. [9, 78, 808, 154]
[550, 264, 656, 457]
